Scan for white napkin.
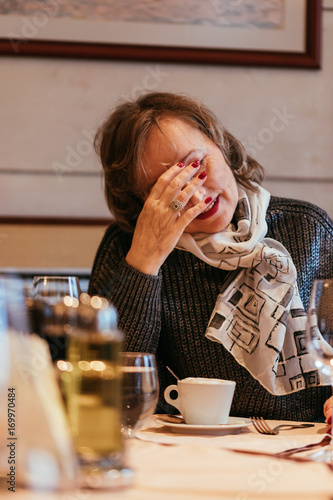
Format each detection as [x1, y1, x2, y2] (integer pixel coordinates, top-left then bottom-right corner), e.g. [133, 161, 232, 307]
[136, 417, 326, 452]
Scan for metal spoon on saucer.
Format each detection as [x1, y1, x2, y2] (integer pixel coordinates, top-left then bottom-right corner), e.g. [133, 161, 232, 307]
[166, 365, 179, 380]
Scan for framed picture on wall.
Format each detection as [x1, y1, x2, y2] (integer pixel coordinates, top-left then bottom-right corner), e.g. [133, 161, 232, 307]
[0, 0, 322, 68]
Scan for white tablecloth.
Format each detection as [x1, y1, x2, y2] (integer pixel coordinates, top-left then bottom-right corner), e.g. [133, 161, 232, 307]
[1, 417, 333, 500]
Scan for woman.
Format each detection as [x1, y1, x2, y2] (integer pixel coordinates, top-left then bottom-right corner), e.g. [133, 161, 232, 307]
[89, 92, 333, 422]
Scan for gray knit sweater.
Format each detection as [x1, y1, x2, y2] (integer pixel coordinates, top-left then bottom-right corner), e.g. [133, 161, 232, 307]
[89, 196, 333, 422]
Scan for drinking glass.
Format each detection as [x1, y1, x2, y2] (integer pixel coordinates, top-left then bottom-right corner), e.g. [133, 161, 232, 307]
[120, 352, 159, 437]
[306, 278, 333, 463]
[0, 277, 15, 397]
[0, 276, 77, 491]
[32, 275, 81, 304]
[29, 276, 81, 362]
[0, 275, 30, 408]
[56, 295, 134, 488]
[0, 277, 17, 484]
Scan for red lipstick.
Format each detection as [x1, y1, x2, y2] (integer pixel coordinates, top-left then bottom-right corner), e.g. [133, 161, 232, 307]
[196, 196, 219, 220]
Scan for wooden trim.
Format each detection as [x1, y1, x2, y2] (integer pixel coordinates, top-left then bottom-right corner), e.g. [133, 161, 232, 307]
[306, 0, 322, 68]
[265, 176, 333, 183]
[0, 216, 112, 225]
[0, 0, 322, 68]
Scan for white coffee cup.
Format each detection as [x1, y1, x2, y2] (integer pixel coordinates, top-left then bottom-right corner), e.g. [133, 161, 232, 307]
[164, 377, 236, 425]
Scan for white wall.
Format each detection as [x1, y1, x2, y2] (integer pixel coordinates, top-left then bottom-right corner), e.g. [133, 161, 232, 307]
[1, 7, 333, 220]
[0, 6, 332, 270]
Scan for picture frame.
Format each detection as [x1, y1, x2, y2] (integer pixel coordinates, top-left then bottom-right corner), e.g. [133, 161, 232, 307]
[0, 0, 322, 68]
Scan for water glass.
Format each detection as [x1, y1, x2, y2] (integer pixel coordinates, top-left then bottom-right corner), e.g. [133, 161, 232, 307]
[120, 352, 159, 437]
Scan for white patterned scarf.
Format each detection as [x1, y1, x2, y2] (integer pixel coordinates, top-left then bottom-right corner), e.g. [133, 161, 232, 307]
[177, 185, 331, 395]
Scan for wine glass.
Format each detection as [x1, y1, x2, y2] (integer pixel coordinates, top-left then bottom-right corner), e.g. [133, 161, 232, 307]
[306, 278, 333, 463]
[120, 352, 159, 437]
[31, 276, 81, 305]
[29, 276, 81, 362]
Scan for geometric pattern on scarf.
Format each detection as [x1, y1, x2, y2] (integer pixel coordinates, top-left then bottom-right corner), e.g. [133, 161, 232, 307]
[177, 185, 331, 394]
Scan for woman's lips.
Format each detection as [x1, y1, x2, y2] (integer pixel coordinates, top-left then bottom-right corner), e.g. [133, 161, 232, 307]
[196, 196, 219, 220]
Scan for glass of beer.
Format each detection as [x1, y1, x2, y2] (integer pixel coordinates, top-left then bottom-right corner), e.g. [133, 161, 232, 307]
[55, 295, 134, 488]
[120, 352, 159, 438]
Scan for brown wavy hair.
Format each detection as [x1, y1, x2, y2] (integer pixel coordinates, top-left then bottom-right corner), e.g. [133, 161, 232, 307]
[94, 92, 265, 233]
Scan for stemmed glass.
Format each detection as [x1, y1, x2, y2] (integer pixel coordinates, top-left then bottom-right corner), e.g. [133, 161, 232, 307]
[306, 278, 333, 463]
[29, 276, 81, 362]
[31, 276, 81, 305]
[120, 352, 159, 437]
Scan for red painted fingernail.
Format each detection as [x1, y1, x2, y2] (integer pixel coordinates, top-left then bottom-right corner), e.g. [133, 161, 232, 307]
[204, 196, 212, 204]
[327, 415, 332, 425]
[192, 160, 201, 168]
[198, 171, 207, 180]
[177, 162, 185, 168]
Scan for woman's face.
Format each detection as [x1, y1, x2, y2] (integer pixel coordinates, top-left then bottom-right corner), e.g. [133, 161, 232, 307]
[142, 117, 239, 234]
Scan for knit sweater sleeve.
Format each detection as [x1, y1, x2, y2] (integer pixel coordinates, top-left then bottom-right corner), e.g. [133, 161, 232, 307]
[88, 223, 162, 353]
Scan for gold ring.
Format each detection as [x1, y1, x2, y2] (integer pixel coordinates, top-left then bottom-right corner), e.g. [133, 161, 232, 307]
[170, 200, 184, 212]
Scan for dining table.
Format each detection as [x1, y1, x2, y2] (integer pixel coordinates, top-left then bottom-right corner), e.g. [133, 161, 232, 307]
[1, 415, 333, 500]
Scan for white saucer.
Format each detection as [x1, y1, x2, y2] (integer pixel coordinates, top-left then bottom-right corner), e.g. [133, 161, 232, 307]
[153, 415, 251, 435]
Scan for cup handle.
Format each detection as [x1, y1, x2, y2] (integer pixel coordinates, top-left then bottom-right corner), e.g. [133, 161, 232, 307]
[164, 384, 181, 413]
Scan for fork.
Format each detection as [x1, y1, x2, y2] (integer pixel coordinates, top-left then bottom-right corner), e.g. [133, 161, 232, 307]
[251, 416, 314, 435]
